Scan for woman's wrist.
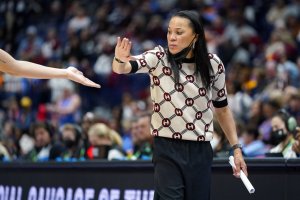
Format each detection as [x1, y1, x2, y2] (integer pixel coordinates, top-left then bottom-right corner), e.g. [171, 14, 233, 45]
[114, 56, 125, 64]
[231, 143, 243, 151]
[64, 68, 70, 79]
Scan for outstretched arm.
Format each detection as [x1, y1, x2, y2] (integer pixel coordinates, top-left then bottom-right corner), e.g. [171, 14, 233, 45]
[0, 49, 100, 88]
[112, 37, 133, 74]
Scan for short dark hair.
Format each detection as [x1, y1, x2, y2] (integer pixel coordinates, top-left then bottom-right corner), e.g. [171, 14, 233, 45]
[30, 121, 55, 138]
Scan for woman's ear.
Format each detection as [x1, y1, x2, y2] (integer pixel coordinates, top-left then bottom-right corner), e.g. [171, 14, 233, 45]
[192, 34, 198, 49]
[194, 34, 199, 41]
[193, 34, 199, 49]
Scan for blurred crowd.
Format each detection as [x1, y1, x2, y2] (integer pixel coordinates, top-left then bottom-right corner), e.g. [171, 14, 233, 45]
[0, 0, 300, 161]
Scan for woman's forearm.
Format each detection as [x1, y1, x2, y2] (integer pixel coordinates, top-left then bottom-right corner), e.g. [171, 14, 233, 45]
[0, 49, 101, 88]
[214, 106, 239, 146]
[0, 49, 67, 79]
[12, 60, 67, 79]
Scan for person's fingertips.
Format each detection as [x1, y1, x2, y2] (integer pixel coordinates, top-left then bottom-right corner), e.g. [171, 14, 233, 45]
[126, 41, 132, 51]
[125, 38, 129, 49]
[124, 39, 128, 49]
[117, 37, 122, 47]
[87, 79, 101, 88]
[121, 38, 126, 48]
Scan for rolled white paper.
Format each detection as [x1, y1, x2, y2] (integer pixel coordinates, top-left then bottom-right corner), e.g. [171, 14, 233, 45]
[229, 156, 255, 194]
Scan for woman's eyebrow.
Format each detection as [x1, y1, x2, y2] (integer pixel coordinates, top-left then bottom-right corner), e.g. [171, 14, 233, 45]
[168, 27, 184, 30]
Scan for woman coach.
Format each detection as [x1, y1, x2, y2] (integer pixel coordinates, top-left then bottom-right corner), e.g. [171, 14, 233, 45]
[112, 10, 247, 200]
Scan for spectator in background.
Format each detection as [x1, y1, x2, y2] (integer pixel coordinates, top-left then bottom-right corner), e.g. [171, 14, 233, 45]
[41, 28, 62, 61]
[94, 37, 114, 77]
[79, 28, 96, 60]
[16, 96, 34, 133]
[131, 112, 153, 160]
[68, 7, 91, 33]
[266, 0, 287, 25]
[240, 125, 267, 157]
[274, 50, 299, 88]
[59, 123, 85, 161]
[17, 26, 43, 64]
[285, 92, 300, 124]
[127, 117, 140, 158]
[2, 74, 25, 99]
[259, 98, 282, 144]
[267, 109, 297, 158]
[80, 112, 97, 150]
[120, 119, 133, 156]
[47, 80, 81, 127]
[0, 120, 21, 159]
[23, 121, 61, 161]
[0, 142, 11, 161]
[87, 123, 124, 160]
[247, 99, 265, 128]
[0, 0, 27, 52]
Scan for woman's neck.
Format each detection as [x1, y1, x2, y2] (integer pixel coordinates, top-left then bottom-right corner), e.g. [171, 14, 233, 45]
[186, 50, 194, 58]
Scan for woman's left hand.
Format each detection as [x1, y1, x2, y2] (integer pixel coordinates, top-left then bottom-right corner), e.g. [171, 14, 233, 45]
[65, 67, 100, 88]
[233, 149, 248, 178]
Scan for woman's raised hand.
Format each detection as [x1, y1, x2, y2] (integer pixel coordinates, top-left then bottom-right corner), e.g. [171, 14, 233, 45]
[114, 37, 132, 62]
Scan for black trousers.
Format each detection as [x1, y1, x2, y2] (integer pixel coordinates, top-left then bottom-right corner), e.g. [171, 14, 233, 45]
[153, 137, 213, 200]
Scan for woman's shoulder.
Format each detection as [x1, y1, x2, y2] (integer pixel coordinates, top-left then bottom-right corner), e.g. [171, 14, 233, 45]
[208, 53, 223, 66]
[142, 45, 166, 54]
[208, 53, 225, 73]
[138, 45, 167, 61]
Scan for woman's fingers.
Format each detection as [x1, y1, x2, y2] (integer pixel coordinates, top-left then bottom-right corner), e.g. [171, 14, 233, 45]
[116, 37, 121, 47]
[120, 38, 127, 49]
[120, 38, 131, 49]
[66, 67, 101, 88]
[125, 40, 132, 52]
[115, 37, 132, 61]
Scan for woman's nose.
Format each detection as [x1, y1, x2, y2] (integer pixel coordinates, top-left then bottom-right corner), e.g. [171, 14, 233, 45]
[169, 33, 176, 41]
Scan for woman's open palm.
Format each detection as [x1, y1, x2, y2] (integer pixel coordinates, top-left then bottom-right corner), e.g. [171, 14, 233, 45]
[66, 67, 100, 88]
[114, 37, 132, 62]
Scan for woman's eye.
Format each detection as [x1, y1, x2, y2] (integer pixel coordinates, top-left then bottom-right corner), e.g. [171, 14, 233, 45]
[177, 32, 183, 35]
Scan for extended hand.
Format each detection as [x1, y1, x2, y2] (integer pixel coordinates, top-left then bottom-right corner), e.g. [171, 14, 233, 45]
[115, 37, 132, 62]
[233, 149, 248, 178]
[66, 67, 100, 88]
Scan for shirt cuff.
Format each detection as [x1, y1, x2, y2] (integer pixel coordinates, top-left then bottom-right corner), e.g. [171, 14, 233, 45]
[212, 99, 228, 108]
[129, 60, 138, 74]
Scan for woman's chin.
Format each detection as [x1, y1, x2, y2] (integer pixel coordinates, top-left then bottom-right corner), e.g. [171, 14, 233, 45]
[168, 49, 179, 55]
